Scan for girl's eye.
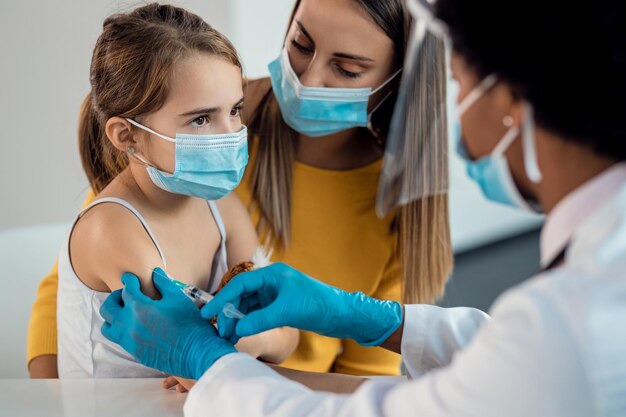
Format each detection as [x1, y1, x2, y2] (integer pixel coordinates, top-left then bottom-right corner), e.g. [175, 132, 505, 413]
[191, 116, 210, 128]
[336, 65, 361, 79]
[291, 39, 313, 55]
[230, 106, 242, 118]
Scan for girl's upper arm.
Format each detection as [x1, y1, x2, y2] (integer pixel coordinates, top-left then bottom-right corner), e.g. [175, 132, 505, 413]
[217, 193, 260, 268]
[69, 203, 165, 298]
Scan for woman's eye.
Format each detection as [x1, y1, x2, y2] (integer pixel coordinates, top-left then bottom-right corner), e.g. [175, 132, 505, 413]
[336, 65, 361, 79]
[291, 39, 313, 55]
[191, 116, 210, 128]
[230, 106, 242, 118]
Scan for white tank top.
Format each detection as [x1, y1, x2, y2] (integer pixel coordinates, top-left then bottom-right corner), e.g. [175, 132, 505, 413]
[57, 197, 228, 378]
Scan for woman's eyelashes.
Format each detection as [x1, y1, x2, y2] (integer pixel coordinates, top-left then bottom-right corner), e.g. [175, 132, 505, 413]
[291, 39, 363, 79]
[291, 39, 313, 55]
[335, 65, 361, 79]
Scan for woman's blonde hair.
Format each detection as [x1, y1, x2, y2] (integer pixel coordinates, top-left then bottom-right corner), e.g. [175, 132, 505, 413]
[247, 0, 453, 304]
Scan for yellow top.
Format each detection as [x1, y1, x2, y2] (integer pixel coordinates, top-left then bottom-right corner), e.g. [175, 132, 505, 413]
[27, 149, 402, 376]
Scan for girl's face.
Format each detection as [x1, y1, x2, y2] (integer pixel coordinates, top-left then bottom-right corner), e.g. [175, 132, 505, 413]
[135, 53, 244, 174]
[286, 0, 396, 110]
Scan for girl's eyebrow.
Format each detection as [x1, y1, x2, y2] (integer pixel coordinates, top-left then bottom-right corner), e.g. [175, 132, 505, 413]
[179, 97, 244, 117]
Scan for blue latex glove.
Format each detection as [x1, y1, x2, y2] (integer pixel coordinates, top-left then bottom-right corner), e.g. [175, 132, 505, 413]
[100, 268, 237, 380]
[201, 263, 403, 346]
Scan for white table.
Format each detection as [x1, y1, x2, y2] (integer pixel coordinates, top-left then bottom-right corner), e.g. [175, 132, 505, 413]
[0, 379, 187, 417]
[0, 376, 407, 417]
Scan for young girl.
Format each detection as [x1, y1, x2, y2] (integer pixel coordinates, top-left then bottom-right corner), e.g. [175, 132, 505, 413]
[56, 3, 298, 381]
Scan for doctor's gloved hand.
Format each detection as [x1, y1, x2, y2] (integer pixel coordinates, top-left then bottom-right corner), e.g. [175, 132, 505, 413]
[100, 268, 237, 380]
[201, 263, 403, 346]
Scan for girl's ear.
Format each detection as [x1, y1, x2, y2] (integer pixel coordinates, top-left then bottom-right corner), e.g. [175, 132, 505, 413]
[105, 117, 136, 152]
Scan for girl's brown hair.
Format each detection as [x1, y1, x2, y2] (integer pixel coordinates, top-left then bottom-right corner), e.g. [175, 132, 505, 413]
[247, 0, 453, 304]
[79, 3, 241, 194]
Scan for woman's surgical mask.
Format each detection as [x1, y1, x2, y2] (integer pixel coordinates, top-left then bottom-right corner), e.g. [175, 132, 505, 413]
[268, 47, 402, 137]
[454, 75, 543, 213]
[126, 118, 248, 201]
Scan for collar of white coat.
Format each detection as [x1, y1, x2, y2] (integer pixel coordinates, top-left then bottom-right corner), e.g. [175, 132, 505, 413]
[540, 162, 626, 268]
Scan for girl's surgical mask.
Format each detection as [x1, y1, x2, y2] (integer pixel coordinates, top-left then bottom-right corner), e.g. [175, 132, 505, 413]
[126, 118, 248, 201]
[268, 47, 401, 137]
[454, 75, 542, 213]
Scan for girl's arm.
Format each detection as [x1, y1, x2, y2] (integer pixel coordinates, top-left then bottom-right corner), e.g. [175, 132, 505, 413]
[69, 203, 166, 297]
[217, 193, 300, 363]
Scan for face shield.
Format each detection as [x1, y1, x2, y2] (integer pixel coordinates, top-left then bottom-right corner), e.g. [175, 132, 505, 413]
[376, 0, 451, 218]
[377, 0, 543, 218]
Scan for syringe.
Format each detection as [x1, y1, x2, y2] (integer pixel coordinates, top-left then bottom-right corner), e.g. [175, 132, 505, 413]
[151, 268, 245, 319]
[174, 281, 245, 319]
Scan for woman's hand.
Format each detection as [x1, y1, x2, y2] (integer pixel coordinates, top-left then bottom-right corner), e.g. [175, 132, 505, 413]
[201, 263, 403, 347]
[100, 268, 237, 380]
[28, 354, 59, 378]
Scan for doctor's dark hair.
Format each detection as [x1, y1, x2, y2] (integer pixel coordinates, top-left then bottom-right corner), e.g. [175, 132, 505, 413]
[79, 3, 242, 193]
[247, 0, 453, 304]
[436, 0, 626, 160]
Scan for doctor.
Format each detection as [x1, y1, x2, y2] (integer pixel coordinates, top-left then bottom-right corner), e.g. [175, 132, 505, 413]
[100, 0, 626, 415]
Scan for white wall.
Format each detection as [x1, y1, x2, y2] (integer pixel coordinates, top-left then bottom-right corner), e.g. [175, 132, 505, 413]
[0, 0, 291, 232]
[0, 0, 541, 251]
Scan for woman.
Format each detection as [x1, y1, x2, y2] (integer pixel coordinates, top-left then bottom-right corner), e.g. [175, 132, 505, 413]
[28, 0, 452, 378]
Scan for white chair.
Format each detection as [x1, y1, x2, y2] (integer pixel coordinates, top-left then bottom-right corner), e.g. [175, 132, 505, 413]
[0, 223, 69, 378]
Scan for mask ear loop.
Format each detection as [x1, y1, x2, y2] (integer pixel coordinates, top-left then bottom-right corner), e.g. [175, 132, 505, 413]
[370, 68, 404, 95]
[522, 102, 542, 183]
[126, 146, 155, 168]
[367, 90, 394, 138]
[367, 69, 404, 139]
[457, 74, 498, 117]
[125, 118, 173, 170]
[126, 118, 177, 143]
[491, 126, 521, 157]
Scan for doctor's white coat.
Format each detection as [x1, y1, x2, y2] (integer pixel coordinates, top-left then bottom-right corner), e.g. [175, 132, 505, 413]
[184, 172, 626, 417]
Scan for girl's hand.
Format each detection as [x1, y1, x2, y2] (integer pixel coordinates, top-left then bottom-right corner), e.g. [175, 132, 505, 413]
[162, 375, 196, 393]
[234, 335, 264, 359]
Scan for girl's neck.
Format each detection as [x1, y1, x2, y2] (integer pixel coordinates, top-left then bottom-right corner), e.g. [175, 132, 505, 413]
[117, 165, 196, 213]
[295, 128, 382, 171]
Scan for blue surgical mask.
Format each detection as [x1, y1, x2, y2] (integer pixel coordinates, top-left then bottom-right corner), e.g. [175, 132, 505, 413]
[126, 119, 248, 201]
[268, 48, 401, 137]
[453, 75, 542, 213]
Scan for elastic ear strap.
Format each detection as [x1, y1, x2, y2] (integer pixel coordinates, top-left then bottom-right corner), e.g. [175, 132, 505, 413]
[522, 103, 542, 183]
[126, 118, 176, 143]
[368, 90, 393, 117]
[492, 126, 520, 156]
[128, 151, 152, 167]
[457, 74, 498, 116]
[371, 68, 404, 95]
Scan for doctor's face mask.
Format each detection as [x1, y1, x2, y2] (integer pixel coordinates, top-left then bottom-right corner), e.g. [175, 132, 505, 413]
[450, 53, 542, 213]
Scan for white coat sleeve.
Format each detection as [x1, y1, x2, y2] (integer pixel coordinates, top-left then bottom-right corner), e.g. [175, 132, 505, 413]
[184, 285, 593, 417]
[400, 305, 489, 377]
